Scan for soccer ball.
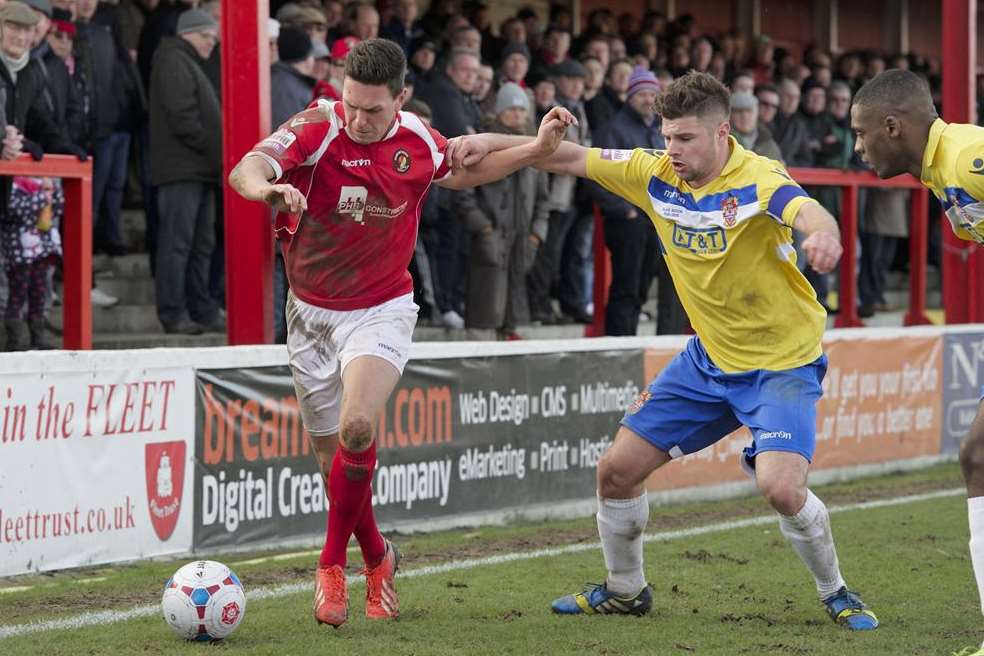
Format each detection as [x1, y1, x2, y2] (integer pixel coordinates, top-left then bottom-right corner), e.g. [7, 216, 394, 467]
[161, 560, 246, 641]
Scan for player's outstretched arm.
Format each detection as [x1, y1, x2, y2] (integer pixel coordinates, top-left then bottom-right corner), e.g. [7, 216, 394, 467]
[439, 108, 587, 189]
[229, 155, 308, 214]
[793, 201, 843, 274]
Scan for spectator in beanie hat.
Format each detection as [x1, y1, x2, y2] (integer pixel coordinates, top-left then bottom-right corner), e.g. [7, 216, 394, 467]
[311, 38, 330, 84]
[148, 5, 223, 334]
[590, 64, 687, 336]
[409, 37, 436, 83]
[454, 81, 550, 338]
[268, 24, 317, 343]
[271, 26, 315, 128]
[499, 40, 530, 86]
[312, 34, 357, 101]
[625, 64, 659, 101]
[47, 7, 75, 61]
[493, 81, 529, 119]
[730, 91, 782, 160]
[26, 3, 83, 146]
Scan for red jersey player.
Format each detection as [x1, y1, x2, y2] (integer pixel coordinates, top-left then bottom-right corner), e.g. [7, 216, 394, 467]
[229, 38, 574, 627]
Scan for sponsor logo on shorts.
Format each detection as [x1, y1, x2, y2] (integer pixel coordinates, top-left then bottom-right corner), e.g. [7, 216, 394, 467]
[377, 342, 402, 357]
[759, 430, 792, 440]
[625, 389, 651, 415]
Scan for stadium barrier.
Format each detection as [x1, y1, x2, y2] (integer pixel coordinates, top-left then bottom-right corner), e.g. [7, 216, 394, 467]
[1, 325, 981, 575]
[587, 168, 933, 338]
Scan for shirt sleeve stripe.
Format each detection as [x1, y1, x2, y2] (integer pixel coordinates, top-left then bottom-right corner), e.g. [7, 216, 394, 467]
[245, 151, 283, 181]
[400, 111, 445, 173]
[767, 184, 809, 221]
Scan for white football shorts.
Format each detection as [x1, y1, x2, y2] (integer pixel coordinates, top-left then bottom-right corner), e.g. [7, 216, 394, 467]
[285, 290, 418, 436]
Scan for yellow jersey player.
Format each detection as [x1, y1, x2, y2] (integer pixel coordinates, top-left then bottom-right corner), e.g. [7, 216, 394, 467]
[448, 71, 878, 630]
[852, 68, 984, 656]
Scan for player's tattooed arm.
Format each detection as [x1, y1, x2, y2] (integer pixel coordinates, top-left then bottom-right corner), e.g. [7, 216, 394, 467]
[229, 156, 308, 214]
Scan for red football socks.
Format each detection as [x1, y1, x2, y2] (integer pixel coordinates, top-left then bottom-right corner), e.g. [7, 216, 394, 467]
[353, 489, 386, 568]
[320, 442, 384, 568]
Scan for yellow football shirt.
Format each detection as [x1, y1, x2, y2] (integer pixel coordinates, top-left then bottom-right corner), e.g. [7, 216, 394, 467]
[586, 139, 825, 373]
[920, 118, 984, 245]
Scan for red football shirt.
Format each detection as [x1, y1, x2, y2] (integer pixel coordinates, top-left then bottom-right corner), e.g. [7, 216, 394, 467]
[248, 100, 451, 310]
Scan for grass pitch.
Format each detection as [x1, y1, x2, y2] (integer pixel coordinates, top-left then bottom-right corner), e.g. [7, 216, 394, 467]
[0, 463, 975, 655]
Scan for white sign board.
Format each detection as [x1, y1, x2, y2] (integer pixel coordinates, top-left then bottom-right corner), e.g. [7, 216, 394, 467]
[0, 367, 195, 575]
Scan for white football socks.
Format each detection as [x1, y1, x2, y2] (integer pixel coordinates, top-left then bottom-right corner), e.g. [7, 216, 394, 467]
[967, 496, 984, 618]
[778, 489, 846, 600]
[597, 493, 649, 596]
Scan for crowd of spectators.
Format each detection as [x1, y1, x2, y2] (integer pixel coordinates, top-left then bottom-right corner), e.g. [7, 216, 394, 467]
[0, 0, 952, 350]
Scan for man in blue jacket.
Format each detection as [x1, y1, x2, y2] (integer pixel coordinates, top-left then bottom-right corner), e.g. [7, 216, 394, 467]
[592, 66, 686, 335]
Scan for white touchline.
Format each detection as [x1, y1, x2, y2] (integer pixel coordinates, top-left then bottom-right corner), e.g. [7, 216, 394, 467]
[0, 488, 963, 640]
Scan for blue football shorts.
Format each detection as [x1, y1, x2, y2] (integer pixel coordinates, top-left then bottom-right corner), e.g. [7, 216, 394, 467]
[622, 336, 827, 469]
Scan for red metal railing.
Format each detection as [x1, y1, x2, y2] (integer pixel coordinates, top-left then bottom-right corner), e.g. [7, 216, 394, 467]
[586, 168, 934, 337]
[0, 154, 92, 349]
[221, 0, 273, 345]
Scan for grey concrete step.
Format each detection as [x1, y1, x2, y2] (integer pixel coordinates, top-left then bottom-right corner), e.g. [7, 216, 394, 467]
[884, 288, 942, 309]
[93, 277, 156, 306]
[886, 267, 941, 291]
[91, 332, 227, 350]
[50, 303, 163, 333]
[414, 321, 596, 341]
[93, 253, 152, 279]
[415, 308, 914, 342]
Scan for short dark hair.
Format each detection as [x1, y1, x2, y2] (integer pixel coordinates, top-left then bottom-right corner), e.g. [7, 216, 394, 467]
[345, 38, 406, 96]
[655, 70, 730, 121]
[755, 83, 779, 96]
[854, 68, 933, 113]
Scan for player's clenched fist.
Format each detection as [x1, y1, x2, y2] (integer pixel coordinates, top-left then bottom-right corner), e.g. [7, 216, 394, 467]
[262, 184, 308, 214]
[801, 231, 842, 274]
[533, 106, 578, 157]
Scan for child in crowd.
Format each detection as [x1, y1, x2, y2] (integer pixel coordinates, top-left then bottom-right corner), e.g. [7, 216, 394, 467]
[3, 176, 62, 350]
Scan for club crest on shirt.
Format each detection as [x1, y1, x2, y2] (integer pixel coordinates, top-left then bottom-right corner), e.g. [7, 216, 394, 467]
[393, 148, 411, 174]
[625, 389, 651, 415]
[721, 195, 739, 227]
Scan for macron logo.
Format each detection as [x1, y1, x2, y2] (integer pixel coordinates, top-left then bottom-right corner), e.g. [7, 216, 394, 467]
[759, 431, 792, 440]
[341, 158, 372, 168]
